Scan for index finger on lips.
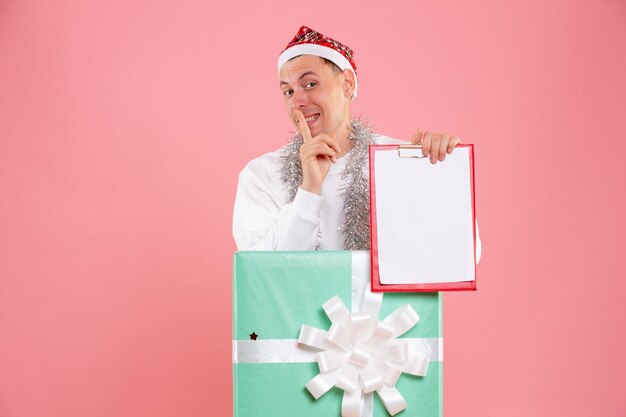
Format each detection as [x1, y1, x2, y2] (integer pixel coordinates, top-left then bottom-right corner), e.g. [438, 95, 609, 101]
[294, 110, 313, 142]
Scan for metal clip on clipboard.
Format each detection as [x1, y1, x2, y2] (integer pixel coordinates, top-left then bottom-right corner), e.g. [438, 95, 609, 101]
[397, 144, 429, 159]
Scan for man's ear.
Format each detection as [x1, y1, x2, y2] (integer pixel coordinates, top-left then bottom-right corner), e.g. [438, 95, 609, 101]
[342, 69, 356, 98]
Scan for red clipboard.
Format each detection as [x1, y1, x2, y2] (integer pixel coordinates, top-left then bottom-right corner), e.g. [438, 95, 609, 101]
[369, 143, 477, 292]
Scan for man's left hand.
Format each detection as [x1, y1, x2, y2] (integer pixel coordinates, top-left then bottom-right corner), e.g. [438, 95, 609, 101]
[411, 130, 462, 164]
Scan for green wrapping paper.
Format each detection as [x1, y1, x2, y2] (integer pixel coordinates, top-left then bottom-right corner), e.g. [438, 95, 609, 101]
[233, 251, 442, 417]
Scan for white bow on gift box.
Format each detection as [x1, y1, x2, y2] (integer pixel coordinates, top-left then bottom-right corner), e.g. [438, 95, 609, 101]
[299, 292, 429, 417]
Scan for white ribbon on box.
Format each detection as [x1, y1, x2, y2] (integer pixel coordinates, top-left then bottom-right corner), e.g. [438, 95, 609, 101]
[232, 252, 442, 417]
[299, 292, 428, 417]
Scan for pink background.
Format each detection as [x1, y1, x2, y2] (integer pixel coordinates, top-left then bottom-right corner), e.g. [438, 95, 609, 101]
[1, 1, 625, 416]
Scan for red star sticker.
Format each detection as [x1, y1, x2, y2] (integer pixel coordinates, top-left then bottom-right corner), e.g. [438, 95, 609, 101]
[249, 332, 258, 340]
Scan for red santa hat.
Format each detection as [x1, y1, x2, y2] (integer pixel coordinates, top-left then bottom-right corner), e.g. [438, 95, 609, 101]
[277, 26, 358, 99]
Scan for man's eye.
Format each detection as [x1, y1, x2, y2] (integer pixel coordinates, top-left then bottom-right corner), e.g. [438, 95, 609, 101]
[283, 89, 293, 97]
[306, 82, 317, 88]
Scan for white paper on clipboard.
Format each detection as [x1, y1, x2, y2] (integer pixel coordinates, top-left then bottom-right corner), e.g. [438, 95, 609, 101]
[372, 146, 476, 284]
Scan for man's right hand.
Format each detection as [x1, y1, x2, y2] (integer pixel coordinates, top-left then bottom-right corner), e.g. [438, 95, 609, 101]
[294, 110, 341, 195]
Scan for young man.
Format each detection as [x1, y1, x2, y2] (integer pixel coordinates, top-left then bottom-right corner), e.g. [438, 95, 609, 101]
[233, 26, 479, 255]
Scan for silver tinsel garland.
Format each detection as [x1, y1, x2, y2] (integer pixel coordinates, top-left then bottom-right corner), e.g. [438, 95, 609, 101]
[279, 118, 374, 250]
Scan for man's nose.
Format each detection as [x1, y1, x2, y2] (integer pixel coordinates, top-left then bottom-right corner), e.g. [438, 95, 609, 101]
[291, 88, 308, 107]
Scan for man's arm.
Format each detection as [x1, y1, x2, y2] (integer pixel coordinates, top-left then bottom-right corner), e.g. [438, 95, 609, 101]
[232, 163, 322, 251]
[232, 110, 340, 251]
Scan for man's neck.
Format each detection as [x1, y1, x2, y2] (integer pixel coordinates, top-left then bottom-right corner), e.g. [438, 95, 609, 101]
[334, 119, 353, 159]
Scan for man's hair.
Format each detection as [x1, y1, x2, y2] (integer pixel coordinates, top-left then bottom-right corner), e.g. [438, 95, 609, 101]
[320, 57, 343, 75]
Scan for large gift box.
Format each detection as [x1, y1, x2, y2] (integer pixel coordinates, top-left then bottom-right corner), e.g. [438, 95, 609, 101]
[233, 251, 443, 417]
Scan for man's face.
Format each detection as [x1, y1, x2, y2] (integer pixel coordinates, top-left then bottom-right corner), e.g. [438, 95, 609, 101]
[279, 55, 353, 138]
